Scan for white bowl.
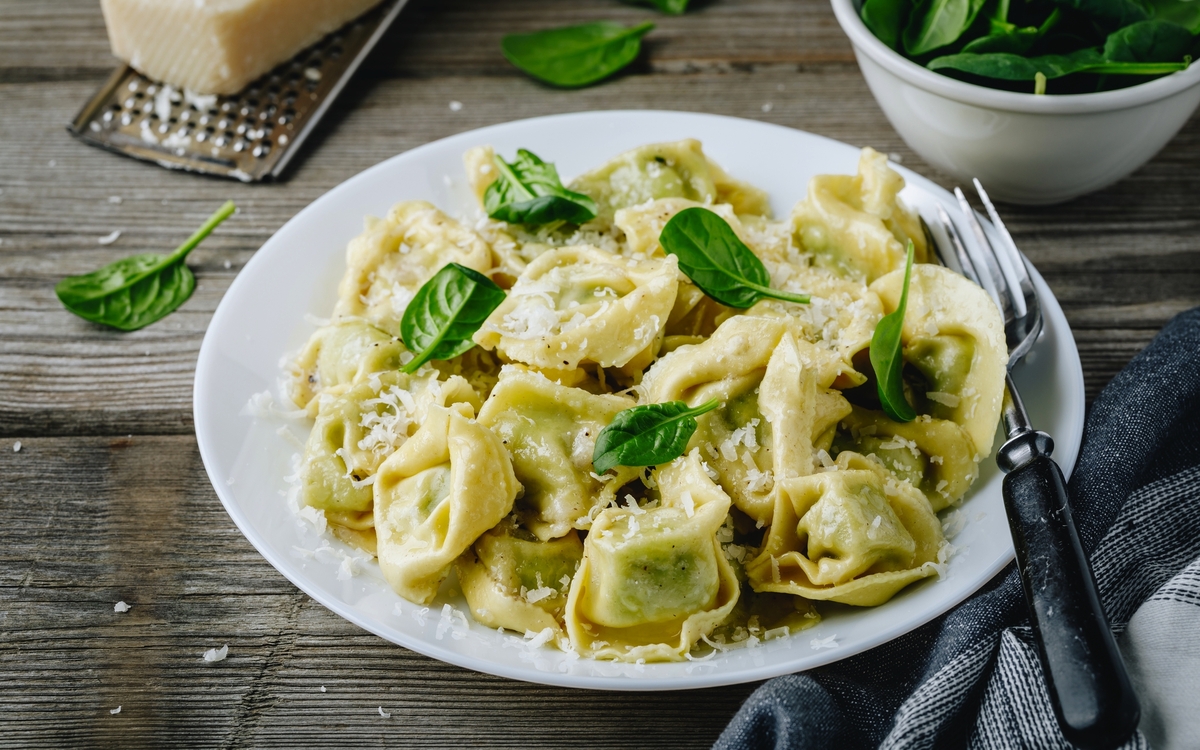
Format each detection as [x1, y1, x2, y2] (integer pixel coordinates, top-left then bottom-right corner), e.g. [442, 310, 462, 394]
[830, 0, 1200, 204]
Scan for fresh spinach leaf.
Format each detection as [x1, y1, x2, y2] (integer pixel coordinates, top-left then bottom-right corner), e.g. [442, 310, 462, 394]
[484, 149, 599, 225]
[1049, 0, 1149, 30]
[870, 242, 916, 423]
[904, 0, 990, 56]
[1147, 0, 1200, 34]
[1103, 19, 1195, 60]
[501, 21, 655, 88]
[623, 0, 690, 15]
[55, 200, 235, 331]
[863, 0, 914, 49]
[592, 399, 720, 474]
[659, 207, 810, 308]
[399, 263, 506, 374]
[928, 46, 1189, 78]
[962, 26, 1041, 53]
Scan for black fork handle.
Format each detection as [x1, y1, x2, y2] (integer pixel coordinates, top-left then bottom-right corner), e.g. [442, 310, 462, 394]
[1001, 444, 1140, 749]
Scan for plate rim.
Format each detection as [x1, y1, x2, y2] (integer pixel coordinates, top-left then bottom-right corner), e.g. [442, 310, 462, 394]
[194, 109, 1085, 691]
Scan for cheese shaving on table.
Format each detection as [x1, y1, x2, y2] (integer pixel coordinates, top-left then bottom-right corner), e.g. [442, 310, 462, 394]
[114, 601, 131, 613]
[202, 644, 229, 662]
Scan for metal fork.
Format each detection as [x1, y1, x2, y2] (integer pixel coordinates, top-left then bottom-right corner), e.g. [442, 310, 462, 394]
[931, 183, 1140, 750]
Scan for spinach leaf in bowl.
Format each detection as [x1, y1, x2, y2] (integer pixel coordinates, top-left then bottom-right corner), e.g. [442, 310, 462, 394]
[863, 0, 1197, 93]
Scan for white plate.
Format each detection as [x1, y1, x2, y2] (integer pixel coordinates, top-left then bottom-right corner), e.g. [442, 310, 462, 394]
[194, 110, 1084, 690]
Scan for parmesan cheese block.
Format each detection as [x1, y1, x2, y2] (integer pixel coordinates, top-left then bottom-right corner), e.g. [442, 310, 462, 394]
[99, 0, 386, 95]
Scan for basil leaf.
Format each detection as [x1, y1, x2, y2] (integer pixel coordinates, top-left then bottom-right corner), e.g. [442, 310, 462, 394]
[592, 399, 720, 474]
[399, 263, 506, 374]
[871, 241, 916, 423]
[484, 149, 599, 225]
[501, 21, 655, 88]
[624, 0, 690, 14]
[862, 0, 914, 49]
[55, 200, 235, 331]
[904, 0, 990, 56]
[659, 207, 810, 308]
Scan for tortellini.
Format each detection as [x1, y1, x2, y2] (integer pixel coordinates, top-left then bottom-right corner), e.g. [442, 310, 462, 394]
[832, 406, 978, 511]
[793, 147, 928, 283]
[570, 139, 771, 225]
[334, 201, 493, 335]
[477, 367, 642, 540]
[300, 370, 479, 514]
[285, 139, 1007, 662]
[746, 451, 945, 606]
[644, 315, 851, 524]
[289, 320, 407, 412]
[870, 263, 1008, 457]
[615, 198, 745, 259]
[458, 522, 584, 636]
[374, 404, 519, 604]
[474, 245, 679, 374]
[565, 452, 741, 661]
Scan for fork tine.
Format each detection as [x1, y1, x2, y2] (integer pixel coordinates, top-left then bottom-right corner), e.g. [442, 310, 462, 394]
[973, 179, 1034, 320]
[935, 203, 983, 286]
[954, 187, 1014, 324]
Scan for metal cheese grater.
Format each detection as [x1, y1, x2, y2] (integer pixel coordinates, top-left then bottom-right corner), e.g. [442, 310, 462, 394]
[67, 0, 410, 182]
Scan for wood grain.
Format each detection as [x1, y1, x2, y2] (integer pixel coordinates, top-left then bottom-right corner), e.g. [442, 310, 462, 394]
[2, 0, 1199, 744]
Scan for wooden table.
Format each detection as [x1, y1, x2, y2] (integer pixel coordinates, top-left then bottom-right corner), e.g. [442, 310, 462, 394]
[2, 0, 1197, 746]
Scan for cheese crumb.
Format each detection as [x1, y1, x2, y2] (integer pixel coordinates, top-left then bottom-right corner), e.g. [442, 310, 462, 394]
[449, 100, 463, 112]
[524, 586, 556, 604]
[810, 634, 839, 650]
[98, 230, 122, 246]
[680, 490, 695, 517]
[114, 601, 131, 613]
[925, 391, 961, 407]
[202, 644, 229, 662]
[378, 707, 391, 718]
[320, 686, 326, 693]
[108, 195, 122, 204]
[12, 441, 20, 452]
[110, 706, 121, 715]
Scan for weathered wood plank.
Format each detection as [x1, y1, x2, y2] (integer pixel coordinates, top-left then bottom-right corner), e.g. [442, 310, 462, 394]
[0, 436, 755, 749]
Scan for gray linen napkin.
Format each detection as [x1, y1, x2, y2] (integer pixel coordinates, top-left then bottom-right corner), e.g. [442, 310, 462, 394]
[715, 307, 1200, 750]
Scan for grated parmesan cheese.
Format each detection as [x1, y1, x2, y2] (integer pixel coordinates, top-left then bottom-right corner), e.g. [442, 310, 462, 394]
[524, 586, 557, 604]
[680, 490, 695, 517]
[110, 706, 121, 715]
[925, 391, 961, 407]
[810, 634, 839, 650]
[378, 707, 391, 718]
[202, 644, 229, 662]
[114, 601, 131, 613]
